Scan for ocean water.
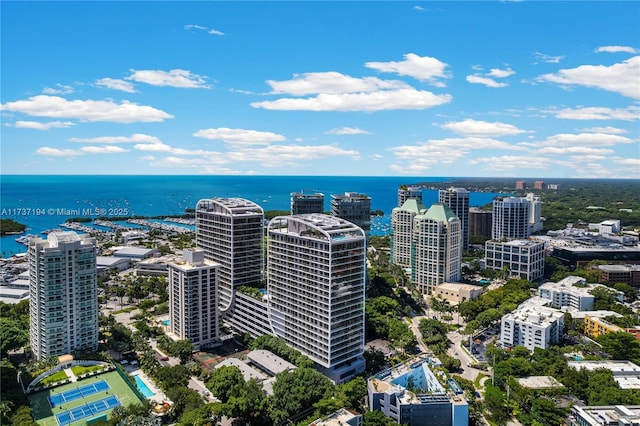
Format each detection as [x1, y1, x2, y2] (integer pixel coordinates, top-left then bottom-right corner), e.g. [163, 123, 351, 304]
[0, 175, 507, 257]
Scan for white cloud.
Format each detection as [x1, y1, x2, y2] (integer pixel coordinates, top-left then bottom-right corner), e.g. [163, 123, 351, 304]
[364, 53, 450, 85]
[469, 155, 552, 170]
[535, 146, 614, 155]
[532, 51, 565, 64]
[265, 72, 409, 96]
[36, 145, 128, 156]
[70, 133, 161, 144]
[537, 56, 640, 99]
[550, 105, 640, 121]
[439, 119, 529, 137]
[226, 144, 360, 166]
[184, 24, 207, 30]
[596, 46, 638, 54]
[133, 142, 173, 152]
[42, 83, 74, 95]
[126, 69, 210, 89]
[487, 68, 515, 78]
[413, 5, 425, 11]
[581, 126, 628, 135]
[251, 89, 452, 112]
[149, 156, 209, 168]
[193, 127, 286, 146]
[535, 132, 635, 147]
[325, 127, 372, 135]
[466, 75, 508, 88]
[96, 78, 136, 93]
[0, 95, 173, 123]
[36, 147, 84, 156]
[10, 120, 75, 130]
[208, 29, 224, 36]
[79, 146, 129, 154]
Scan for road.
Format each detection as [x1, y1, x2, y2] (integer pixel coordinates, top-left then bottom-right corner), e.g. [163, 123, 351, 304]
[447, 330, 482, 382]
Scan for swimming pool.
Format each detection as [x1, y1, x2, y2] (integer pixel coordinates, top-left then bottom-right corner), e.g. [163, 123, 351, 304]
[133, 375, 155, 398]
[161, 319, 170, 326]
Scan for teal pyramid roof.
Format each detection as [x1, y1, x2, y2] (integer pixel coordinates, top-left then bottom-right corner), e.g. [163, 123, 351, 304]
[421, 203, 459, 223]
[394, 198, 427, 214]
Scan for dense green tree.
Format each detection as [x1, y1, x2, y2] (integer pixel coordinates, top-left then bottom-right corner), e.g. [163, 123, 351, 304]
[155, 365, 190, 390]
[172, 339, 194, 364]
[364, 349, 387, 374]
[529, 398, 568, 426]
[363, 409, 396, 425]
[177, 403, 224, 426]
[165, 387, 204, 420]
[597, 332, 640, 362]
[483, 384, 509, 425]
[225, 379, 270, 425]
[338, 376, 368, 411]
[0, 318, 28, 355]
[206, 365, 245, 403]
[9, 406, 38, 426]
[270, 368, 334, 424]
[613, 282, 638, 301]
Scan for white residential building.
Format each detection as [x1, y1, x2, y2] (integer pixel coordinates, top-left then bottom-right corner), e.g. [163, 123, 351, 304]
[391, 199, 427, 268]
[439, 187, 470, 251]
[29, 231, 98, 360]
[168, 249, 219, 348]
[526, 193, 543, 233]
[570, 405, 640, 426]
[492, 197, 531, 240]
[412, 203, 462, 296]
[195, 197, 264, 312]
[538, 276, 605, 311]
[398, 185, 423, 207]
[267, 214, 366, 383]
[500, 297, 564, 351]
[484, 239, 545, 281]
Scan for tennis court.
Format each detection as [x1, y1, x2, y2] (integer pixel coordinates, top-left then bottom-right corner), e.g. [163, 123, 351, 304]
[55, 395, 120, 426]
[49, 380, 110, 407]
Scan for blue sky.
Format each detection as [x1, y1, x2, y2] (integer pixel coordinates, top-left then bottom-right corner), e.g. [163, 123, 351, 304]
[1, 1, 639, 178]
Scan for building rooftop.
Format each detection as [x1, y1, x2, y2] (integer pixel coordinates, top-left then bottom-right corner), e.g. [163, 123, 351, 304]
[435, 282, 484, 292]
[96, 256, 130, 267]
[247, 350, 296, 375]
[309, 408, 361, 426]
[503, 297, 564, 325]
[568, 360, 640, 389]
[516, 376, 564, 389]
[395, 199, 427, 214]
[269, 214, 365, 241]
[573, 405, 640, 425]
[488, 239, 544, 248]
[214, 358, 267, 382]
[563, 309, 622, 319]
[599, 264, 640, 272]
[418, 202, 458, 224]
[113, 246, 159, 258]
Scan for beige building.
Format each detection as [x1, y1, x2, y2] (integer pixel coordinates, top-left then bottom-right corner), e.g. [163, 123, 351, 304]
[433, 283, 484, 305]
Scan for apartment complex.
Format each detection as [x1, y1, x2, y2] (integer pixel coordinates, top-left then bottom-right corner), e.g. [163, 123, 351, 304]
[368, 356, 468, 426]
[267, 214, 367, 382]
[484, 239, 545, 281]
[439, 187, 469, 251]
[500, 297, 564, 351]
[412, 203, 462, 296]
[168, 249, 219, 348]
[583, 316, 625, 338]
[330, 192, 371, 237]
[569, 405, 640, 426]
[290, 191, 324, 215]
[492, 197, 531, 240]
[537, 276, 622, 311]
[29, 231, 98, 360]
[525, 193, 543, 233]
[391, 199, 427, 267]
[195, 198, 264, 312]
[398, 185, 423, 207]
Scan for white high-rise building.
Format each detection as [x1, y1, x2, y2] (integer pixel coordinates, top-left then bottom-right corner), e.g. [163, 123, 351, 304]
[391, 199, 427, 267]
[29, 231, 98, 360]
[267, 214, 366, 382]
[492, 197, 531, 241]
[439, 187, 470, 251]
[484, 240, 545, 282]
[196, 198, 264, 312]
[168, 249, 219, 348]
[412, 203, 462, 296]
[500, 297, 564, 351]
[526, 193, 543, 233]
[397, 185, 423, 207]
